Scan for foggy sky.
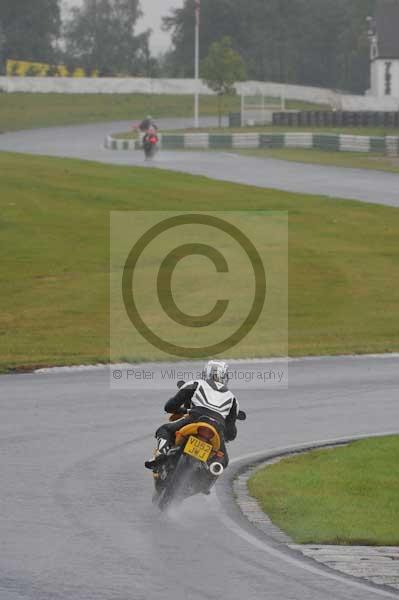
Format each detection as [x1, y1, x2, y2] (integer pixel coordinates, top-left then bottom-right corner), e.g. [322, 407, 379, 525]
[62, 0, 183, 53]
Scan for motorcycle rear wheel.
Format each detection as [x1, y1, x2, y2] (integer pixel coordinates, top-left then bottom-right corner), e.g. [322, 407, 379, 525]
[156, 454, 194, 512]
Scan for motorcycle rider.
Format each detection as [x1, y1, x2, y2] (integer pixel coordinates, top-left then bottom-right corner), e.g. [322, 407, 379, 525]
[137, 115, 158, 150]
[139, 115, 157, 135]
[145, 360, 239, 470]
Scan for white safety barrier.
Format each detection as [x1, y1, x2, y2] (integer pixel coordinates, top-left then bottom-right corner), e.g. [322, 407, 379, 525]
[284, 133, 313, 149]
[0, 76, 213, 95]
[340, 135, 371, 153]
[184, 133, 210, 148]
[232, 133, 259, 148]
[236, 81, 399, 111]
[1, 76, 399, 111]
[105, 132, 399, 156]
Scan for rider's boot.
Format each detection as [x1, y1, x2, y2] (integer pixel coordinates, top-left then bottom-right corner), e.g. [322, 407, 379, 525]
[144, 437, 171, 470]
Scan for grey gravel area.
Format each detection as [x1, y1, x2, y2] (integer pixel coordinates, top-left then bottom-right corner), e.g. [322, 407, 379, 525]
[234, 460, 292, 544]
[291, 545, 399, 591]
[235, 454, 399, 594]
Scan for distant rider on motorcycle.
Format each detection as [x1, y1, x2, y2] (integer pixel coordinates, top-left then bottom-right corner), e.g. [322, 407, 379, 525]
[145, 360, 239, 470]
[139, 115, 157, 135]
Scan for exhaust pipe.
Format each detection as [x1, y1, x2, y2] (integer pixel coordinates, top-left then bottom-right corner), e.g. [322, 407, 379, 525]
[209, 462, 224, 477]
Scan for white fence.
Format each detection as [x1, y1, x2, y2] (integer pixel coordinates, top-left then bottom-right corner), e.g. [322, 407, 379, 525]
[1, 76, 398, 111]
[0, 76, 214, 95]
[237, 81, 399, 111]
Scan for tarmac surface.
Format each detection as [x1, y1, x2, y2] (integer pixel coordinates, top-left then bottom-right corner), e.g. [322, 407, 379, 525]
[0, 117, 399, 206]
[1, 119, 399, 599]
[1, 356, 399, 600]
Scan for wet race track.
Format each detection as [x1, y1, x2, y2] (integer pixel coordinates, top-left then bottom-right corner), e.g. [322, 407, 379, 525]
[1, 120, 399, 599]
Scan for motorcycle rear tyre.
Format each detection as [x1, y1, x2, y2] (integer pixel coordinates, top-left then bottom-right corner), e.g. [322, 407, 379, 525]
[156, 454, 193, 512]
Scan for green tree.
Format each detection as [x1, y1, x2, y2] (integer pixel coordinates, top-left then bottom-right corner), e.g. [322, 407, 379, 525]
[164, 0, 377, 93]
[336, 0, 376, 92]
[202, 36, 246, 126]
[64, 0, 150, 76]
[163, 0, 235, 77]
[0, 0, 60, 66]
[0, 24, 6, 75]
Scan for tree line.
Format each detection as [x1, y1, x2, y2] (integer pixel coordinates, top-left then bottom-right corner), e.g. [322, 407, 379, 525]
[163, 0, 377, 93]
[0, 0, 377, 92]
[0, 0, 152, 76]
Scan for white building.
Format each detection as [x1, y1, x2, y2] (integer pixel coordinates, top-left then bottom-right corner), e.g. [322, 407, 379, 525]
[368, 0, 399, 98]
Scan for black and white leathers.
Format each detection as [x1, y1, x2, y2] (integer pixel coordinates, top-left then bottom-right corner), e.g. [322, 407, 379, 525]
[187, 380, 237, 418]
[164, 378, 239, 442]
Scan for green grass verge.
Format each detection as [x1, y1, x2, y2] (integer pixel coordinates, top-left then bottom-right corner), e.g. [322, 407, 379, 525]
[0, 93, 239, 132]
[0, 93, 327, 133]
[1, 152, 399, 371]
[237, 148, 399, 174]
[248, 436, 399, 545]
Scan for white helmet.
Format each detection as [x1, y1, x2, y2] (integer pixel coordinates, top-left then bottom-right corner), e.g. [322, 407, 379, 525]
[203, 360, 229, 386]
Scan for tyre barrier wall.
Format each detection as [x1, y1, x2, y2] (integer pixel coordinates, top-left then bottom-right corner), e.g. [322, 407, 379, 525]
[105, 133, 399, 156]
[229, 111, 399, 128]
[273, 111, 399, 128]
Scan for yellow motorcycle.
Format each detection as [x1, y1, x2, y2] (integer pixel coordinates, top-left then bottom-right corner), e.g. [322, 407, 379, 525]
[150, 397, 246, 511]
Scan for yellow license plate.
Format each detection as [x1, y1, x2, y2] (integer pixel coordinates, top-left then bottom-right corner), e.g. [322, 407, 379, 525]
[184, 435, 212, 462]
